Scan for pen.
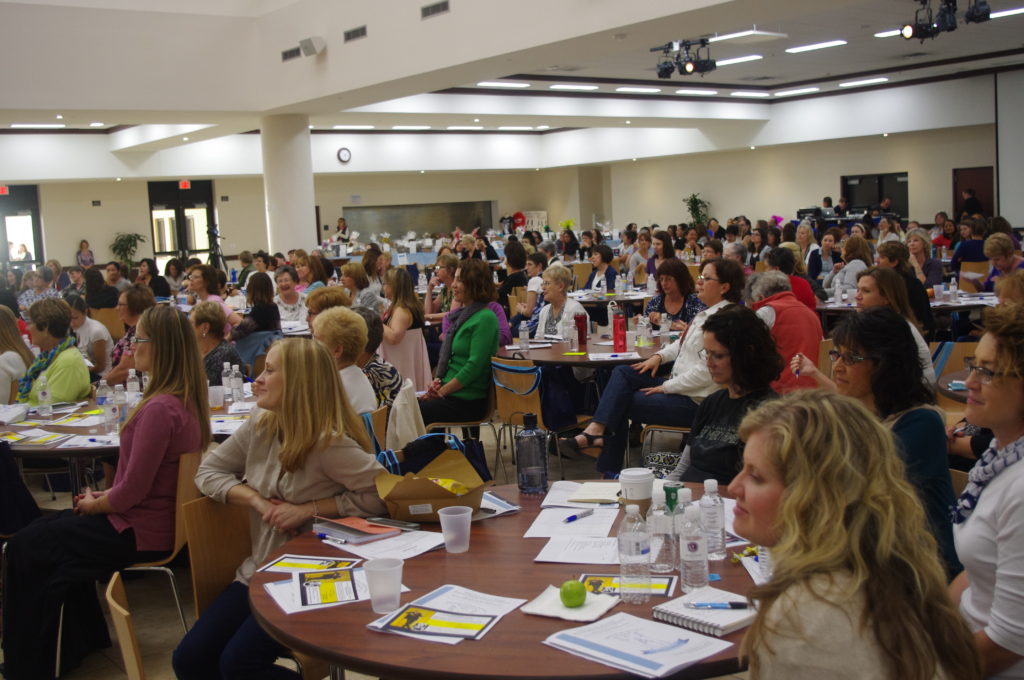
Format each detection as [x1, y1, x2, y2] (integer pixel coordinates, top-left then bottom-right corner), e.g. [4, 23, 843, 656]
[563, 509, 595, 523]
[317, 533, 347, 547]
[88, 437, 115, 444]
[684, 602, 749, 609]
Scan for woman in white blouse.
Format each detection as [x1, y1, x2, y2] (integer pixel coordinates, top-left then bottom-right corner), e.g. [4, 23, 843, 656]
[67, 294, 112, 377]
[0, 306, 31, 403]
[535, 265, 588, 338]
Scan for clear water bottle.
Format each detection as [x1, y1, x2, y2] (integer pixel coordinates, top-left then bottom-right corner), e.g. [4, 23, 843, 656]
[948, 275, 959, 301]
[648, 488, 676, 574]
[515, 413, 548, 494]
[141, 372, 149, 392]
[700, 479, 727, 560]
[757, 546, 773, 581]
[95, 379, 111, 408]
[519, 323, 530, 353]
[126, 368, 141, 402]
[636, 316, 651, 347]
[99, 380, 118, 433]
[647, 275, 657, 295]
[230, 364, 244, 402]
[618, 504, 651, 604]
[113, 384, 127, 425]
[37, 376, 53, 417]
[222, 362, 233, 405]
[679, 505, 709, 592]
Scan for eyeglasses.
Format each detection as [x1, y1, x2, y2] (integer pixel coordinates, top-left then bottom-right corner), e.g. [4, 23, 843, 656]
[828, 349, 868, 365]
[697, 275, 719, 282]
[698, 348, 729, 363]
[130, 336, 152, 347]
[964, 357, 1004, 385]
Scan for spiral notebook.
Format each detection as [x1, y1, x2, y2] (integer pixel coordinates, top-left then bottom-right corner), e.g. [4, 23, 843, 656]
[651, 586, 756, 637]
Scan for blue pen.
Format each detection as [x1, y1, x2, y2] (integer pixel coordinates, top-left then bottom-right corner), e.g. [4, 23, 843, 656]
[317, 533, 348, 547]
[563, 509, 595, 523]
[684, 602, 749, 610]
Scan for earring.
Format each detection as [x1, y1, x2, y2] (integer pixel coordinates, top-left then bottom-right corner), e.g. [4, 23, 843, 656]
[203, 330, 207, 338]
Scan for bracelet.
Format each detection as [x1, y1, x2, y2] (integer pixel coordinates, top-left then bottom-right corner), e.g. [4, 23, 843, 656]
[312, 499, 320, 517]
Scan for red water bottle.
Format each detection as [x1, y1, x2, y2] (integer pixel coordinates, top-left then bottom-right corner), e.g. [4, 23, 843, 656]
[612, 305, 627, 352]
[574, 313, 588, 349]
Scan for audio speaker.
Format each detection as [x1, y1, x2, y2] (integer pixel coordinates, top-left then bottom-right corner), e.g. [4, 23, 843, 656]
[299, 36, 326, 56]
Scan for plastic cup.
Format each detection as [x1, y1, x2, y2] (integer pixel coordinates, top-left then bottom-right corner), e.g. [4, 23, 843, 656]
[625, 330, 637, 350]
[619, 467, 655, 516]
[363, 558, 404, 614]
[208, 385, 224, 409]
[934, 282, 945, 300]
[438, 506, 473, 553]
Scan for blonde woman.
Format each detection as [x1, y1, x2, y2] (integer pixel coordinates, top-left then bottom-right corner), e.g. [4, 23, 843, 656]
[729, 390, 980, 680]
[312, 306, 378, 415]
[177, 338, 385, 679]
[0, 305, 31, 403]
[3, 306, 210, 679]
[906, 228, 944, 287]
[794, 223, 819, 267]
[876, 215, 904, 244]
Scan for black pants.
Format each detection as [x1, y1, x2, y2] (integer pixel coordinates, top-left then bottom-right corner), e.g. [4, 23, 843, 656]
[1, 510, 167, 680]
[419, 394, 489, 440]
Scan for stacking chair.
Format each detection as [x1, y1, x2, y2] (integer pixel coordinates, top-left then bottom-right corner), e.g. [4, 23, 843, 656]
[950, 468, 969, 496]
[633, 264, 648, 286]
[491, 357, 592, 480]
[370, 404, 389, 453]
[105, 571, 146, 680]
[817, 338, 835, 375]
[958, 260, 989, 292]
[89, 306, 125, 341]
[423, 384, 503, 479]
[571, 263, 592, 291]
[638, 424, 691, 471]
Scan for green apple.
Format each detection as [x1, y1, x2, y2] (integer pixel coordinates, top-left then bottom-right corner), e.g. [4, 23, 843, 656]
[559, 580, 586, 608]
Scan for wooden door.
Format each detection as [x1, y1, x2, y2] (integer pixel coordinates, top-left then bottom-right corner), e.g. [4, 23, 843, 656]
[953, 166, 994, 218]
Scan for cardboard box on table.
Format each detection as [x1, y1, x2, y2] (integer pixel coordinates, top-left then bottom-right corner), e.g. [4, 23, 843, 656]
[374, 449, 491, 522]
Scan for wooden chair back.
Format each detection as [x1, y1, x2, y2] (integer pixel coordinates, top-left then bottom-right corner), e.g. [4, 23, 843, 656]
[950, 468, 969, 496]
[817, 337, 834, 375]
[105, 571, 146, 680]
[959, 260, 990, 291]
[571, 263, 592, 291]
[370, 405, 388, 451]
[754, 261, 768, 273]
[89, 306, 125, 341]
[633, 264, 648, 286]
[934, 341, 977, 379]
[252, 353, 267, 379]
[131, 451, 201, 568]
[491, 357, 545, 430]
[686, 263, 700, 281]
[181, 497, 252, 618]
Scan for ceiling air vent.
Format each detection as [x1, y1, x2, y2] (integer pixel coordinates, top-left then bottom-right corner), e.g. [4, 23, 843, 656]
[281, 46, 302, 62]
[422, 1, 450, 19]
[344, 25, 367, 42]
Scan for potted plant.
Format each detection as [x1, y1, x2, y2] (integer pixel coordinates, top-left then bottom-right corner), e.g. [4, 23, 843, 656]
[110, 232, 147, 267]
[684, 193, 711, 227]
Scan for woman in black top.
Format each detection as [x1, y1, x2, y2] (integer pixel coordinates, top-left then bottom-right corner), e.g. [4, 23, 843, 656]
[231, 272, 281, 341]
[84, 266, 119, 309]
[136, 258, 171, 298]
[559, 230, 579, 259]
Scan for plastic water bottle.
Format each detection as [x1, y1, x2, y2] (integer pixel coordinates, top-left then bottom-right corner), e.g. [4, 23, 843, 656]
[757, 546, 773, 580]
[679, 505, 709, 592]
[98, 380, 117, 433]
[618, 504, 651, 604]
[230, 267, 238, 283]
[37, 376, 53, 417]
[660, 323, 672, 347]
[636, 316, 651, 347]
[141, 372, 149, 392]
[948, 275, 959, 302]
[648, 488, 676, 574]
[113, 385, 127, 425]
[519, 323, 530, 353]
[230, 364, 244, 403]
[95, 379, 111, 408]
[126, 368, 141, 403]
[515, 412, 548, 494]
[700, 479, 727, 560]
[222, 362, 233, 405]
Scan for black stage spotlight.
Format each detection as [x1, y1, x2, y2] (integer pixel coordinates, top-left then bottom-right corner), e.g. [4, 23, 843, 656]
[656, 51, 677, 79]
[677, 40, 716, 76]
[965, 0, 991, 23]
[935, 0, 959, 32]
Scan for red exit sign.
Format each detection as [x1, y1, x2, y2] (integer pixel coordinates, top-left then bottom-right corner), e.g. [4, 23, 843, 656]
[178, 180, 191, 190]
[0, 186, 9, 196]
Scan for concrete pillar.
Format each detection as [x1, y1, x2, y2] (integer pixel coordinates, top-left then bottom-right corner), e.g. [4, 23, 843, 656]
[260, 114, 316, 253]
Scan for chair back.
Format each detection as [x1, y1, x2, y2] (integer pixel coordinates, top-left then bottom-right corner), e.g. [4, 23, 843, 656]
[571, 263, 592, 291]
[234, 330, 282, 370]
[105, 571, 146, 680]
[386, 378, 426, 450]
[932, 341, 976, 379]
[170, 451, 202, 558]
[817, 337, 835, 375]
[251, 352, 267, 379]
[89, 307, 125, 341]
[491, 357, 545, 430]
[950, 468, 969, 496]
[633, 264, 648, 286]
[370, 405, 388, 451]
[754, 261, 768, 273]
[686, 263, 700, 281]
[181, 497, 252, 618]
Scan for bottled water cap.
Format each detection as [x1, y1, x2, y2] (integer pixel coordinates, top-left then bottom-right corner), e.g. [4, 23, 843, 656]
[704, 479, 718, 492]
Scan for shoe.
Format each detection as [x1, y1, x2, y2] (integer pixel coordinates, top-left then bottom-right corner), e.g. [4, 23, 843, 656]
[558, 432, 604, 458]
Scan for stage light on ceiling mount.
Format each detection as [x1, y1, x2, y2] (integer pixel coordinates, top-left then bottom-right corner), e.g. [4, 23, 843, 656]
[965, 0, 991, 23]
[901, 0, 959, 41]
[655, 49, 677, 79]
[648, 38, 716, 78]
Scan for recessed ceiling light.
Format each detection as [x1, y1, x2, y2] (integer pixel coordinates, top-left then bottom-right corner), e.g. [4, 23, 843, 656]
[675, 88, 719, 96]
[632, 158, 637, 161]
[498, 126, 534, 131]
[182, 136, 189, 141]
[473, 118, 480, 122]
[716, 54, 763, 66]
[730, 91, 770, 98]
[420, 170, 425, 173]
[55, 114, 63, 120]
[447, 126, 483, 130]
[883, 133, 889, 137]
[838, 77, 889, 88]
[477, 81, 530, 88]
[535, 168, 540, 171]
[750, 146, 756, 150]
[775, 87, 820, 97]
[707, 29, 788, 43]
[333, 124, 375, 130]
[615, 86, 662, 93]
[308, 125, 315, 129]
[116, 177, 122, 182]
[625, 120, 631, 124]
[785, 40, 847, 54]
[536, 125, 550, 130]
[10, 123, 66, 129]
[993, 7, 1024, 18]
[392, 125, 431, 130]
[549, 84, 599, 91]
[89, 121, 104, 127]
[874, 29, 901, 38]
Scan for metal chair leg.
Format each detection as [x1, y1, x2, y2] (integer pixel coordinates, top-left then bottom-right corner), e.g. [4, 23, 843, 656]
[125, 565, 188, 633]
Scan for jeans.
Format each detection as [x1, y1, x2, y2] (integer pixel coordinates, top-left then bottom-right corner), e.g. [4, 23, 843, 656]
[172, 580, 299, 680]
[592, 364, 700, 473]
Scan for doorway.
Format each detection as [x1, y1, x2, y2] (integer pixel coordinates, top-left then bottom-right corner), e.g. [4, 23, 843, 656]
[0, 184, 44, 267]
[147, 181, 218, 272]
[952, 166, 994, 219]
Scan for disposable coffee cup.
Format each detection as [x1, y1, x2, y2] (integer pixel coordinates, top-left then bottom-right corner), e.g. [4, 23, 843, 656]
[438, 506, 473, 553]
[363, 558, 404, 614]
[618, 467, 655, 516]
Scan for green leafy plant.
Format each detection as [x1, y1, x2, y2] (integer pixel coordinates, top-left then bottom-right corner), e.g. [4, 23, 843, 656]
[684, 193, 711, 227]
[558, 218, 576, 231]
[110, 232, 147, 267]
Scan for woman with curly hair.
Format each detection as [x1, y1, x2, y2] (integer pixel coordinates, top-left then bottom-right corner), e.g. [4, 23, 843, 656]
[729, 389, 980, 679]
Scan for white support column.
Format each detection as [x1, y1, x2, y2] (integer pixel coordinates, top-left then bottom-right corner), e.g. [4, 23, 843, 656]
[260, 114, 316, 253]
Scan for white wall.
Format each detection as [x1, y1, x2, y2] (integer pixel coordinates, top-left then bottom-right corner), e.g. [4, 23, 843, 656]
[39, 180, 150, 265]
[997, 70, 1024, 226]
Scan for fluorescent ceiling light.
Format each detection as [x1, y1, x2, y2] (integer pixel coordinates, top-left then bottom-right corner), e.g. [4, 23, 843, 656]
[392, 125, 431, 130]
[10, 123, 66, 128]
[615, 86, 662, 93]
[675, 88, 718, 96]
[549, 84, 599, 91]
[89, 121, 105, 127]
[838, 77, 889, 88]
[775, 87, 820, 97]
[333, 124, 375, 129]
[785, 40, 847, 53]
[476, 81, 530, 88]
[536, 125, 550, 130]
[730, 91, 770, 98]
[447, 126, 483, 130]
[992, 7, 1024, 17]
[716, 54, 763, 66]
[706, 29, 788, 43]
[498, 126, 534, 130]
[874, 29, 901, 38]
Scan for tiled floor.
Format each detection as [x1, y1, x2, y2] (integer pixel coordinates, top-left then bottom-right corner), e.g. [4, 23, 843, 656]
[4, 426, 747, 680]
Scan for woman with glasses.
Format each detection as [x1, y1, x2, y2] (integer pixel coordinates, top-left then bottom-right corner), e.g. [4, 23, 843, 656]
[791, 307, 960, 579]
[190, 301, 243, 387]
[536, 265, 588, 338]
[105, 283, 156, 385]
[664, 305, 781, 484]
[3, 306, 210, 679]
[17, 297, 91, 405]
[644, 259, 704, 333]
[561, 258, 744, 476]
[187, 264, 242, 332]
[948, 303, 1024, 677]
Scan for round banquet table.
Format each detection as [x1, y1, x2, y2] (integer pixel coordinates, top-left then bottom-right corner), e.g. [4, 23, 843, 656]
[249, 483, 752, 680]
[496, 338, 662, 367]
[938, 369, 969, 404]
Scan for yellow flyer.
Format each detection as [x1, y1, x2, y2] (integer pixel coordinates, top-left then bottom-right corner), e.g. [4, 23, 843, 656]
[384, 605, 495, 640]
[295, 568, 360, 606]
[579, 573, 677, 597]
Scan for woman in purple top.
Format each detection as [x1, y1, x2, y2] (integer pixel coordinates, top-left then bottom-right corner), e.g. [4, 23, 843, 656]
[1, 305, 210, 680]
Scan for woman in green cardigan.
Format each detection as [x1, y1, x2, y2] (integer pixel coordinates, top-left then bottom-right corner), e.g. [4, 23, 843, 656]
[419, 258, 499, 426]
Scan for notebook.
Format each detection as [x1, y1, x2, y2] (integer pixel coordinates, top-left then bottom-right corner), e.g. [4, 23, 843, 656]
[651, 586, 756, 637]
[313, 516, 401, 544]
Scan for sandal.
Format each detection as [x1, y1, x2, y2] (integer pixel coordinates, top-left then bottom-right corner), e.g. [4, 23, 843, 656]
[558, 432, 604, 458]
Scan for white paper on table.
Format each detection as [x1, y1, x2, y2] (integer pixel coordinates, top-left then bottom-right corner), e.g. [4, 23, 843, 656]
[263, 570, 411, 615]
[328, 530, 445, 560]
[228, 401, 254, 414]
[544, 612, 732, 679]
[474, 491, 520, 520]
[57, 434, 119, 449]
[541, 481, 619, 510]
[210, 417, 246, 435]
[741, 556, 770, 585]
[523, 508, 618, 538]
[591, 340, 615, 346]
[367, 584, 526, 645]
[503, 342, 553, 350]
[587, 352, 641, 361]
[49, 414, 104, 427]
[569, 479, 668, 504]
[281, 321, 309, 335]
[534, 536, 620, 564]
